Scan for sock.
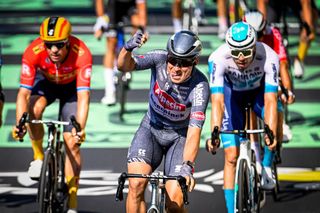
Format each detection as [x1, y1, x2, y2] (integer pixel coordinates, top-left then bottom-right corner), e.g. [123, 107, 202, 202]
[251, 141, 261, 164]
[218, 16, 228, 30]
[31, 139, 44, 160]
[66, 176, 79, 209]
[224, 189, 234, 213]
[104, 68, 115, 96]
[172, 18, 182, 33]
[262, 146, 275, 167]
[297, 41, 309, 61]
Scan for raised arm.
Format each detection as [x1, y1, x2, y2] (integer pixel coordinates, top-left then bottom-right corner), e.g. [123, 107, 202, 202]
[117, 30, 148, 72]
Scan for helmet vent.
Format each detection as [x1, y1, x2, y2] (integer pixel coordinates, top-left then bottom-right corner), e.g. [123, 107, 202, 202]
[47, 17, 58, 36]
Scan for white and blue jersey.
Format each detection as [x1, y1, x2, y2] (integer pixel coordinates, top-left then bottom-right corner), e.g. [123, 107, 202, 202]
[208, 42, 279, 148]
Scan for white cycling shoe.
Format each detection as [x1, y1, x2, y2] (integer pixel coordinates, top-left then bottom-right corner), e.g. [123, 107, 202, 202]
[282, 123, 293, 142]
[261, 167, 276, 190]
[293, 57, 304, 79]
[67, 209, 77, 213]
[27, 159, 43, 180]
[101, 92, 116, 106]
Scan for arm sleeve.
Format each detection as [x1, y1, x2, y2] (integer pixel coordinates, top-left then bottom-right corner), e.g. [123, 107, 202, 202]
[20, 46, 38, 90]
[208, 52, 225, 94]
[264, 48, 279, 93]
[76, 42, 93, 91]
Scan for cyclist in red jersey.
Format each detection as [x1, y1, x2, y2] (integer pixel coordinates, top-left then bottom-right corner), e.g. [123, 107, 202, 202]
[243, 11, 295, 172]
[12, 16, 92, 213]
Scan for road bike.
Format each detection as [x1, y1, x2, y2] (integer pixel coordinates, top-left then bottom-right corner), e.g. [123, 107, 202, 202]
[115, 172, 189, 213]
[17, 112, 81, 213]
[209, 103, 274, 212]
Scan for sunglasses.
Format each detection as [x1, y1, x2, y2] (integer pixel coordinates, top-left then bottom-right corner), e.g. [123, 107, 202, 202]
[44, 41, 67, 50]
[167, 56, 194, 67]
[230, 48, 254, 59]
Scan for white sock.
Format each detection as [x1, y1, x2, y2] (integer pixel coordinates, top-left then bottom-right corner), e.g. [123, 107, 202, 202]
[173, 18, 182, 33]
[251, 141, 262, 164]
[104, 68, 115, 96]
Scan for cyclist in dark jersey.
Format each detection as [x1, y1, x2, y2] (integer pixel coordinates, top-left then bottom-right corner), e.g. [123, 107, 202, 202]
[93, 0, 147, 105]
[118, 30, 210, 212]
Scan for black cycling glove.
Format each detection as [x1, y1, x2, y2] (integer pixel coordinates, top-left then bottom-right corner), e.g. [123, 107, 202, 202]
[124, 30, 143, 52]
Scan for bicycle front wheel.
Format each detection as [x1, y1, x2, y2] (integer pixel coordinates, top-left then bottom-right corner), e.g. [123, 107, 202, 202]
[236, 159, 250, 213]
[38, 151, 56, 213]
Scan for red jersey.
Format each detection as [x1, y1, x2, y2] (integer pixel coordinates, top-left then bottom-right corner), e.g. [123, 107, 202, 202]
[20, 35, 92, 91]
[261, 26, 287, 62]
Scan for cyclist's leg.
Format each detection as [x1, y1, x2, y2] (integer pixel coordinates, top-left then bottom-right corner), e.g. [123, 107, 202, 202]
[60, 82, 80, 210]
[27, 78, 56, 178]
[221, 83, 243, 213]
[172, 0, 183, 32]
[163, 128, 188, 212]
[130, 0, 147, 30]
[253, 89, 278, 189]
[126, 115, 162, 212]
[216, 0, 228, 39]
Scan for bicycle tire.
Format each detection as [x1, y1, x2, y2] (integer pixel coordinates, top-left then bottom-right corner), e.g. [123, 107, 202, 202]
[55, 142, 68, 212]
[38, 151, 56, 213]
[272, 160, 280, 201]
[252, 162, 261, 212]
[236, 159, 250, 213]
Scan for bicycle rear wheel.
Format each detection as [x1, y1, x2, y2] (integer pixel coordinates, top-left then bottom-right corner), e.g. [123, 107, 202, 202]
[38, 151, 56, 213]
[236, 159, 250, 213]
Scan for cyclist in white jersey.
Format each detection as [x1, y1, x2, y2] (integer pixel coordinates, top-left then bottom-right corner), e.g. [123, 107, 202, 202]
[118, 30, 210, 212]
[206, 21, 279, 213]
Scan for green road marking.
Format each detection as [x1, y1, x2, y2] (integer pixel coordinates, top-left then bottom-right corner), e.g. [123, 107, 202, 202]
[1, 102, 319, 148]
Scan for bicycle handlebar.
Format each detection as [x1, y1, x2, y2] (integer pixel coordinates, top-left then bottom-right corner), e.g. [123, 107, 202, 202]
[210, 124, 274, 147]
[115, 172, 189, 205]
[16, 113, 82, 142]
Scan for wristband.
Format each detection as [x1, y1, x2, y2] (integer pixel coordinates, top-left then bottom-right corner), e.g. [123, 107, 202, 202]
[182, 160, 195, 169]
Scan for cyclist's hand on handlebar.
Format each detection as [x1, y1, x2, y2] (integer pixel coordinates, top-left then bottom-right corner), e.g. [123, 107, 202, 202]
[264, 135, 277, 151]
[72, 128, 86, 144]
[124, 30, 147, 52]
[93, 15, 109, 39]
[206, 126, 220, 155]
[11, 125, 26, 141]
[206, 138, 220, 155]
[180, 162, 195, 192]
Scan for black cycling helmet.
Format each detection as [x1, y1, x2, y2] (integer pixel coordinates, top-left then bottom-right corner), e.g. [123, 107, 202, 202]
[167, 30, 202, 59]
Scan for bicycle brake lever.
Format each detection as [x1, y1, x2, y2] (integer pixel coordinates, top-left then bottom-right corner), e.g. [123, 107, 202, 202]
[264, 124, 274, 146]
[208, 126, 220, 155]
[177, 176, 189, 205]
[70, 115, 81, 132]
[16, 112, 28, 142]
[115, 172, 127, 201]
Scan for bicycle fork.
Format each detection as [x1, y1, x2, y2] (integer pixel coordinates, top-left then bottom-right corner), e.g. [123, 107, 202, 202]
[147, 178, 161, 213]
[235, 139, 257, 212]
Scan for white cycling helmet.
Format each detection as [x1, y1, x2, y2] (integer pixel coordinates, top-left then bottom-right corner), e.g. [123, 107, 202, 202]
[243, 11, 266, 33]
[226, 21, 257, 50]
